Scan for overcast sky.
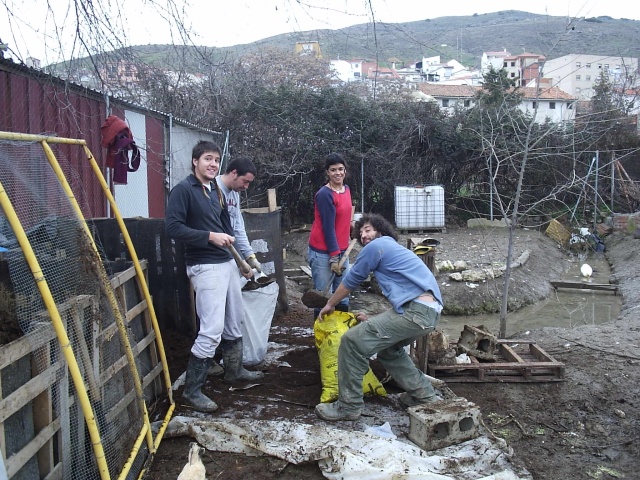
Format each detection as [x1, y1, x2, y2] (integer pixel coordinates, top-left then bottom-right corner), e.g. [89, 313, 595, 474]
[1, 0, 638, 65]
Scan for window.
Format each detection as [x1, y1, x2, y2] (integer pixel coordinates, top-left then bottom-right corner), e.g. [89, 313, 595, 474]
[586, 75, 591, 81]
[442, 98, 449, 107]
[586, 63, 591, 68]
[511, 61, 515, 67]
[532, 101, 537, 109]
[576, 75, 581, 80]
[615, 64, 620, 69]
[576, 62, 581, 68]
[510, 72, 515, 78]
[549, 102, 556, 109]
[503, 62, 507, 68]
[604, 64, 609, 69]
[568, 102, 574, 110]
[464, 99, 471, 107]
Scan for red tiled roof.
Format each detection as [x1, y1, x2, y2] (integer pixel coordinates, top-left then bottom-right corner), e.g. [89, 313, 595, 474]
[417, 84, 575, 100]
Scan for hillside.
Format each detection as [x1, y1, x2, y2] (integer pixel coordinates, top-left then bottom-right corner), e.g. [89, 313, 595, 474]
[50, 11, 640, 78]
[131, 11, 640, 69]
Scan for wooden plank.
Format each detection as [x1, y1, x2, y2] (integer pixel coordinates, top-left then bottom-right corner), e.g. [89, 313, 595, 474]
[299, 265, 312, 277]
[105, 362, 163, 425]
[33, 341, 55, 477]
[0, 365, 61, 424]
[268, 189, 277, 212]
[69, 301, 101, 401]
[110, 259, 148, 289]
[428, 341, 564, 383]
[43, 462, 63, 480]
[5, 419, 60, 479]
[499, 344, 525, 363]
[125, 299, 148, 323]
[0, 324, 56, 370]
[551, 281, 618, 293]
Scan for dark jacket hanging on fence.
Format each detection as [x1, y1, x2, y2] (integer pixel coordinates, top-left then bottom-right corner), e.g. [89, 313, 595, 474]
[100, 115, 141, 185]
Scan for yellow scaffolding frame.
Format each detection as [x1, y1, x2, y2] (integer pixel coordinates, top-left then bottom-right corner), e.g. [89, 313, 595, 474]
[0, 132, 175, 480]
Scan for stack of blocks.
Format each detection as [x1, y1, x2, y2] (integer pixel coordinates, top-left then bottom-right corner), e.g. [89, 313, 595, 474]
[407, 397, 481, 451]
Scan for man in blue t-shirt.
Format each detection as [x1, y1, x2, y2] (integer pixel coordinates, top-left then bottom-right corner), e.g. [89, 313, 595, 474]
[316, 214, 444, 421]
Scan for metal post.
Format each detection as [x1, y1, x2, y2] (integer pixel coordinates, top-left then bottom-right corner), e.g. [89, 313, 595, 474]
[610, 151, 615, 213]
[593, 151, 599, 230]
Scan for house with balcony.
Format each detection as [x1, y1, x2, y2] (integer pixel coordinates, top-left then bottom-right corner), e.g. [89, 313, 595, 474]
[416, 84, 576, 123]
[501, 52, 546, 87]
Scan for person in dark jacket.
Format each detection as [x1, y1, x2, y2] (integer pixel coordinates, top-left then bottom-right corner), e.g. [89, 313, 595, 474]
[165, 140, 263, 412]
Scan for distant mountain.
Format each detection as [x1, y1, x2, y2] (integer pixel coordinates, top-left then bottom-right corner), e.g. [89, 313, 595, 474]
[195, 10, 640, 68]
[57, 11, 640, 73]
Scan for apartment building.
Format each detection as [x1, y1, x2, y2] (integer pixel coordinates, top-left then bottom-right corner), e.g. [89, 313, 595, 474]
[543, 54, 638, 100]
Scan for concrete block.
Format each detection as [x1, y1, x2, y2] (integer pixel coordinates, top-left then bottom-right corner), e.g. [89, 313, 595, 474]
[408, 397, 481, 451]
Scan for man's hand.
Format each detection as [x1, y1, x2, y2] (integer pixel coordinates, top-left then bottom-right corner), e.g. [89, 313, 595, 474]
[246, 254, 261, 272]
[355, 312, 368, 323]
[318, 303, 335, 319]
[329, 255, 342, 276]
[241, 268, 254, 280]
[209, 232, 235, 248]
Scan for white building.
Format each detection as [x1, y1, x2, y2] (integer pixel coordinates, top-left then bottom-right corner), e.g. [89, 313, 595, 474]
[481, 50, 511, 74]
[329, 59, 363, 82]
[417, 84, 576, 123]
[543, 54, 639, 100]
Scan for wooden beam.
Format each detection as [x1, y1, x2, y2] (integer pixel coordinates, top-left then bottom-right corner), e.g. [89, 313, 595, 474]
[268, 189, 277, 212]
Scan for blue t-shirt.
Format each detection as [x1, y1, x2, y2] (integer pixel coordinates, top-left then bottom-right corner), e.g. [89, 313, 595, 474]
[341, 235, 443, 313]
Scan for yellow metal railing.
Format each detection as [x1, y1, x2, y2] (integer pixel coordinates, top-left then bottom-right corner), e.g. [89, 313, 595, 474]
[0, 131, 175, 480]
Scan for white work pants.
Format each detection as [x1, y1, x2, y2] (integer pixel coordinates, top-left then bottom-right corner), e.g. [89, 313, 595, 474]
[186, 260, 245, 359]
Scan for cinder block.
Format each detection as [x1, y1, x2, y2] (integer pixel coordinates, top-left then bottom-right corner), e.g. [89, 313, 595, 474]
[407, 397, 481, 451]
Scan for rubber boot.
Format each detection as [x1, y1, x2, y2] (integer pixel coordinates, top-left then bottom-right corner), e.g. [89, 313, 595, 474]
[207, 359, 224, 377]
[221, 338, 264, 381]
[182, 354, 218, 412]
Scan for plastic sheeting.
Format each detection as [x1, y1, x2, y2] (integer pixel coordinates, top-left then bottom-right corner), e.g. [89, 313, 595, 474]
[165, 416, 532, 480]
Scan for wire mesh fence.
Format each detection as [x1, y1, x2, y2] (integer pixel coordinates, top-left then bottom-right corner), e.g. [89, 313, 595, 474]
[0, 135, 172, 479]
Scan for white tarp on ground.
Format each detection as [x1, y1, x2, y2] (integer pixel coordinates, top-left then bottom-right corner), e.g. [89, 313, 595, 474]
[165, 416, 532, 480]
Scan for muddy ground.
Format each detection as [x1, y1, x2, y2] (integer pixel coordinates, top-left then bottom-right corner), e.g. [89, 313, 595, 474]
[146, 226, 638, 479]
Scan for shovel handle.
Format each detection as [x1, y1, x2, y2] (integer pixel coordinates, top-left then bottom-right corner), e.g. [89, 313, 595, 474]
[227, 244, 252, 275]
[323, 238, 358, 293]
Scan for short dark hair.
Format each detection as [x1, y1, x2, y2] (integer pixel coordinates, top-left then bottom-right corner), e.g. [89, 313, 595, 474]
[191, 140, 222, 173]
[324, 152, 347, 171]
[225, 156, 257, 176]
[354, 214, 398, 245]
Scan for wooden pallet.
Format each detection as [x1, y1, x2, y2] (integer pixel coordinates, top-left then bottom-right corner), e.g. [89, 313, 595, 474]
[427, 340, 565, 383]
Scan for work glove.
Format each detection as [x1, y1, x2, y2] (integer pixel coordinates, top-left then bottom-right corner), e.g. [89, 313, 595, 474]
[246, 254, 262, 272]
[329, 255, 342, 276]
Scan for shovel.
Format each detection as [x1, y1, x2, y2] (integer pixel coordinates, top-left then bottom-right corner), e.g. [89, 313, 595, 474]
[301, 238, 357, 309]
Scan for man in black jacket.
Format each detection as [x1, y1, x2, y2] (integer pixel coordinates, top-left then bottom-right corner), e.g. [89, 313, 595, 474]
[165, 140, 262, 412]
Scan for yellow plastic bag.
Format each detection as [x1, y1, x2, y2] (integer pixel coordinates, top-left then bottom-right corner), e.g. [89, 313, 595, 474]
[313, 311, 387, 403]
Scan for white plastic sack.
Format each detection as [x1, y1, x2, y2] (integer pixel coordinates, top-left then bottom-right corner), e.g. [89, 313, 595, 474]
[241, 281, 279, 366]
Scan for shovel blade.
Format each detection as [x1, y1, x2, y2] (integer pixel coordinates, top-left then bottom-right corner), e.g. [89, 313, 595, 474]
[301, 289, 331, 309]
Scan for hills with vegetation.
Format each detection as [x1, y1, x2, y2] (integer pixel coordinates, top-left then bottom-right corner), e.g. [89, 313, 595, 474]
[130, 10, 640, 70]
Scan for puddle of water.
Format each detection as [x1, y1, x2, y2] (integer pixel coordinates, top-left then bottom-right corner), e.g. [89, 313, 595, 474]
[439, 252, 621, 339]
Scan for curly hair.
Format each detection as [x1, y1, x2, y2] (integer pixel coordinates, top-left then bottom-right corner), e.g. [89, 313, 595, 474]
[354, 214, 398, 245]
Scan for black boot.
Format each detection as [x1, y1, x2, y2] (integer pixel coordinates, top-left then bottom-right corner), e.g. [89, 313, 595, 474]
[182, 354, 218, 412]
[221, 338, 264, 381]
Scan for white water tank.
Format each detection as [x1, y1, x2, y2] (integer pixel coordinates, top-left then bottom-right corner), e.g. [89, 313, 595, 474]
[395, 185, 445, 229]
